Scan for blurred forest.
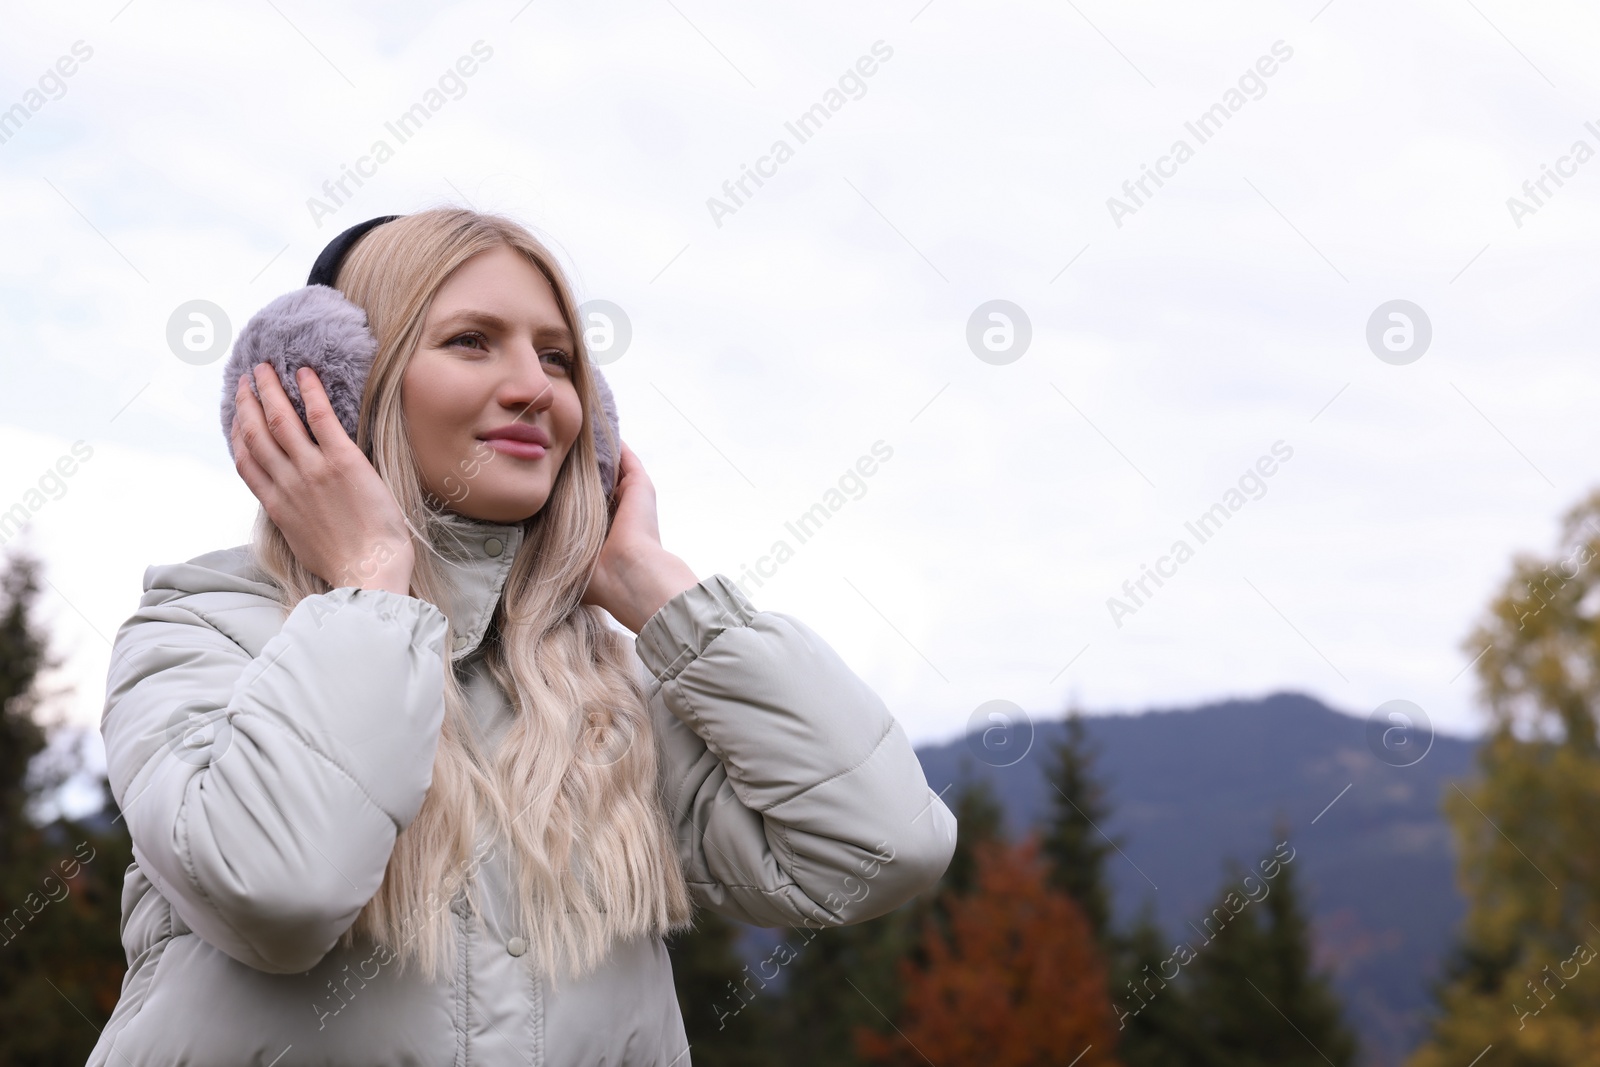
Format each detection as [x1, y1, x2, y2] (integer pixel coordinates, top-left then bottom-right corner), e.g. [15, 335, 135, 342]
[0, 553, 132, 1066]
[6, 494, 1600, 1064]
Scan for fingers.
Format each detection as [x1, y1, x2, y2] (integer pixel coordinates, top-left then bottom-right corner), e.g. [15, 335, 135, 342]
[620, 441, 655, 490]
[295, 366, 356, 452]
[233, 371, 294, 484]
[616, 440, 640, 480]
[231, 378, 292, 519]
[231, 425, 276, 506]
[250, 362, 320, 466]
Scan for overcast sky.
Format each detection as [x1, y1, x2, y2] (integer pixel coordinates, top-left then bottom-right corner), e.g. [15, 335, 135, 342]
[4, 0, 1598, 788]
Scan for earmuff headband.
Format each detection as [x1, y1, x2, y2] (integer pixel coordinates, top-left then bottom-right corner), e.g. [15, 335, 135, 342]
[307, 215, 402, 288]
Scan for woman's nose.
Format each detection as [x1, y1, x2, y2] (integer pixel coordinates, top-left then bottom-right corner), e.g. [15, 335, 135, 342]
[497, 346, 555, 415]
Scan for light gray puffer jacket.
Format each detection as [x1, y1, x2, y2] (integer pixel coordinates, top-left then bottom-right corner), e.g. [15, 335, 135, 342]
[89, 510, 956, 1066]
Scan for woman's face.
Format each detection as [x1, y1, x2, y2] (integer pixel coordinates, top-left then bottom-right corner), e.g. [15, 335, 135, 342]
[402, 243, 585, 524]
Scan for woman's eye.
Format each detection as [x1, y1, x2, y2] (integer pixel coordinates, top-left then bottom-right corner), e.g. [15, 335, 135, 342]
[445, 334, 569, 369]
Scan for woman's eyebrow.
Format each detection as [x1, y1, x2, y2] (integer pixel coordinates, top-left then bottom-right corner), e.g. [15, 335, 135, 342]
[433, 309, 574, 343]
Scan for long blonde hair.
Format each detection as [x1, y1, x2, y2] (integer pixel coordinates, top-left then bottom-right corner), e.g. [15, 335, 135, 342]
[250, 207, 693, 980]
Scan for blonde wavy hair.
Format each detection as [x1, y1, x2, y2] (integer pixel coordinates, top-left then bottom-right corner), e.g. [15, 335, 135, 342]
[250, 206, 693, 980]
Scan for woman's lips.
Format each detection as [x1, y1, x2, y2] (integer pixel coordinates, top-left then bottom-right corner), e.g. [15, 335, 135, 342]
[481, 438, 546, 460]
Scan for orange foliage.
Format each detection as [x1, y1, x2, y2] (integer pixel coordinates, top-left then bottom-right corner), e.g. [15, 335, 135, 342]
[856, 834, 1122, 1067]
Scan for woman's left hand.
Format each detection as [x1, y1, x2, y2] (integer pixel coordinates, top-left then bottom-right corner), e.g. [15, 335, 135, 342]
[581, 441, 699, 633]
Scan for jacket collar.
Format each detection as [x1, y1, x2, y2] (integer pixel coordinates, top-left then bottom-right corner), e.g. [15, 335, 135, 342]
[420, 507, 526, 663]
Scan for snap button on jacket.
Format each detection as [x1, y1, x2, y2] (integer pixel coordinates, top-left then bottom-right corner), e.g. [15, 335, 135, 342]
[89, 511, 957, 1067]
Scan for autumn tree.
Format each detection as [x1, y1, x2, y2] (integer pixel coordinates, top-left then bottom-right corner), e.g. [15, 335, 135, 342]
[1409, 490, 1600, 1066]
[767, 775, 992, 1066]
[855, 833, 1122, 1067]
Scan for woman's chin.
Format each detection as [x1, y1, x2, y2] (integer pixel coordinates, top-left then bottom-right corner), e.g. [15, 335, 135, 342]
[449, 491, 548, 525]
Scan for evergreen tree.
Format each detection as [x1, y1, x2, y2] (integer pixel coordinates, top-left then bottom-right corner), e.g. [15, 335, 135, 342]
[766, 902, 921, 1067]
[1185, 839, 1357, 1067]
[1041, 709, 1213, 1067]
[1184, 856, 1273, 1066]
[941, 771, 1003, 899]
[1041, 708, 1117, 945]
[1409, 490, 1600, 1066]
[0, 553, 49, 865]
[0, 549, 134, 1065]
[1253, 839, 1358, 1066]
[665, 908, 776, 1067]
[1114, 902, 1206, 1067]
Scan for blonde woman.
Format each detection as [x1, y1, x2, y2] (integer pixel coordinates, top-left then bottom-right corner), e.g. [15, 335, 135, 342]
[90, 207, 956, 1066]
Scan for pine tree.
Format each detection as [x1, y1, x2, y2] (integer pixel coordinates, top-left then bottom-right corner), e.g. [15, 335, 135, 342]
[942, 771, 1003, 899]
[0, 549, 134, 1065]
[0, 552, 49, 865]
[1184, 838, 1356, 1067]
[765, 902, 921, 1067]
[1114, 903, 1206, 1067]
[1183, 856, 1272, 1066]
[1253, 839, 1357, 1066]
[1041, 708, 1117, 945]
[1041, 709, 1213, 1067]
[1408, 489, 1600, 1066]
[665, 908, 777, 1067]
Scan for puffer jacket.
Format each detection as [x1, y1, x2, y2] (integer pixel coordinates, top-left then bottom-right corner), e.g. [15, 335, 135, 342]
[89, 509, 957, 1066]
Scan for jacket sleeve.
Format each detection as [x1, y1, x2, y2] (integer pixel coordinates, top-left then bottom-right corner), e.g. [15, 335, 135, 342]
[100, 583, 449, 974]
[638, 574, 956, 929]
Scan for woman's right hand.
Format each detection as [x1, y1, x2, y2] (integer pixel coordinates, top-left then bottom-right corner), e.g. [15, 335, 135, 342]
[231, 362, 415, 595]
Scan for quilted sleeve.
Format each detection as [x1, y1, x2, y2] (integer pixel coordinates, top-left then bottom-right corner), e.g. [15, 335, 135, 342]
[100, 583, 448, 974]
[639, 574, 956, 928]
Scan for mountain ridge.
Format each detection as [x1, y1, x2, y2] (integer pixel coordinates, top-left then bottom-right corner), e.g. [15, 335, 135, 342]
[912, 690, 1478, 1067]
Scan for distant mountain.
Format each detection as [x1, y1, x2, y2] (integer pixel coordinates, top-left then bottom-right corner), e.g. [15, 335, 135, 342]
[912, 691, 1478, 1067]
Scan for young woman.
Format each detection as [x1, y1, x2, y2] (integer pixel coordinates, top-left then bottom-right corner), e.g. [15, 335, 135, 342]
[89, 207, 955, 1066]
